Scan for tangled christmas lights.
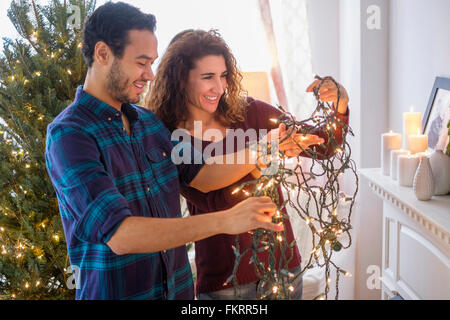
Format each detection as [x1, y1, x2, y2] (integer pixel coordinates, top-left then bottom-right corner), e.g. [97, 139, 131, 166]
[227, 75, 358, 300]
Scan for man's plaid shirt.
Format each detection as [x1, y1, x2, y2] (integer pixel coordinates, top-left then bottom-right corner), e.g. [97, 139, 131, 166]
[45, 86, 203, 299]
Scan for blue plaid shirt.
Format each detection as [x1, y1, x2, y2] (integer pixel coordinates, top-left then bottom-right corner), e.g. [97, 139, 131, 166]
[45, 86, 203, 300]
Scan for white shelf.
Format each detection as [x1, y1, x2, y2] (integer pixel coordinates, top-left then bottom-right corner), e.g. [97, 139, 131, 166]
[359, 168, 450, 249]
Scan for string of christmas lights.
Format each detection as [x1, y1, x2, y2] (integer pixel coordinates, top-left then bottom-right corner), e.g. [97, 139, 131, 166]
[226, 75, 358, 300]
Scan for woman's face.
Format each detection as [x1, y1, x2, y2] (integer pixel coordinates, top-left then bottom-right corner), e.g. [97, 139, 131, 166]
[185, 54, 228, 115]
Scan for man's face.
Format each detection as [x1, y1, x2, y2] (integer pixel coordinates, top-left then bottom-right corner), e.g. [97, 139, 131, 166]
[106, 29, 158, 105]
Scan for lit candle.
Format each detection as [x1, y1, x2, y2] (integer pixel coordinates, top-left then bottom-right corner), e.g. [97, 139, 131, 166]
[408, 128, 428, 154]
[381, 131, 402, 175]
[398, 153, 420, 187]
[403, 106, 422, 150]
[390, 149, 409, 180]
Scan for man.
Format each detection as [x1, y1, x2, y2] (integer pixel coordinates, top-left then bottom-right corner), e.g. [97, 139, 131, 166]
[45, 2, 320, 300]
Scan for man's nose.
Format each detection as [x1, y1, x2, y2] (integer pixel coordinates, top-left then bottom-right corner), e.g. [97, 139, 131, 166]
[143, 67, 155, 82]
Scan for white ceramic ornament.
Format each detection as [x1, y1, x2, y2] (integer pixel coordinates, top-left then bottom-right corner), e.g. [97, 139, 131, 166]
[413, 156, 435, 201]
[429, 150, 450, 195]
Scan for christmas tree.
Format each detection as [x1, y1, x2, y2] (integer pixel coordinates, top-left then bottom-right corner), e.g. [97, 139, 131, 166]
[0, 0, 96, 299]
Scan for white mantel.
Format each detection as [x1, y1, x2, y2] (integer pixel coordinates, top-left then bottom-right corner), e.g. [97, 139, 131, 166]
[360, 168, 450, 300]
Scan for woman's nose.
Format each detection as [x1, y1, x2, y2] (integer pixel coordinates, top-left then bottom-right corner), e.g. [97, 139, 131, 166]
[212, 77, 225, 95]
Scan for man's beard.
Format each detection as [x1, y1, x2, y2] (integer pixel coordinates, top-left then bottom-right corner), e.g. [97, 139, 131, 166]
[106, 59, 140, 104]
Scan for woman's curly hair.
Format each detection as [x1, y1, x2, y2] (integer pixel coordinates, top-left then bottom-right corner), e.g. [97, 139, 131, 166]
[146, 29, 248, 131]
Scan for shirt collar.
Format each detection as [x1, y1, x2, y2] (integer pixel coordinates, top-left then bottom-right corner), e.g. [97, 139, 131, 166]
[75, 85, 139, 123]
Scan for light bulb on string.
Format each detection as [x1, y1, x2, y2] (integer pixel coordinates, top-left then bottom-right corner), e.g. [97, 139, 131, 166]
[231, 188, 240, 195]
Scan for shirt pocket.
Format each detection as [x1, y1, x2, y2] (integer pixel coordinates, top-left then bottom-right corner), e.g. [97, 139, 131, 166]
[146, 147, 179, 193]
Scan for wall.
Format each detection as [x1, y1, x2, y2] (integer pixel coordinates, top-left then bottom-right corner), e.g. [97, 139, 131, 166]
[306, 0, 340, 79]
[308, 0, 389, 300]
[389, 0, 450, 133]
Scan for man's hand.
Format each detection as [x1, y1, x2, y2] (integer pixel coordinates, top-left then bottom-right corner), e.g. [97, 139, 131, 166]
[306, 77, 349, 114]
[222, 197, 283, 234]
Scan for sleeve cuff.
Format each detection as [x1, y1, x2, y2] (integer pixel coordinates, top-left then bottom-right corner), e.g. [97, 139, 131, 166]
[101, 208, 132, 244]
[74, 204, 132, 245]
[338, 106, 350, 117]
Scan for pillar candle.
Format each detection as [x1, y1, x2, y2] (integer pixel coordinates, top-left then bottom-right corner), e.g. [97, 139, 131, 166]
[408, 129, 428, 154]
[403, 107, 422, 150]
[381, 131, 402, 175]
[390, 149, 409, 180]
[398, 153, 420, 187]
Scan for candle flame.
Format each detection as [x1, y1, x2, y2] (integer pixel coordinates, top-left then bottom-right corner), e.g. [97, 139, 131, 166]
[410, 106, 414, 112]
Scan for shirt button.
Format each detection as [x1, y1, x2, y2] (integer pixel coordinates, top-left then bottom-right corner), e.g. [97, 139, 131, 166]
[147, 186, 150, 192]
[116, 113, 120, 117]
[122, 127, 126, 131]
[108, 117, 112, 121]
[162, 152, 167, 157]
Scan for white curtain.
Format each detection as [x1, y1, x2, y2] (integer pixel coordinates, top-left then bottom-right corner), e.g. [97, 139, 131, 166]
[259, 0, 316, 120]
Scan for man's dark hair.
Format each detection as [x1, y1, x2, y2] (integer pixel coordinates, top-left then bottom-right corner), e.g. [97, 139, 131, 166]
[82, 2, 156, 68]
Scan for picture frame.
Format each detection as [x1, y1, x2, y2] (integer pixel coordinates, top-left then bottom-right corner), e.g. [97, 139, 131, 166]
[423, 76, 450, 152]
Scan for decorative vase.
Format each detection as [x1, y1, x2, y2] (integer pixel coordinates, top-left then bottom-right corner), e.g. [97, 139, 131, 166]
[429, 150, 450, 195]
[413, 156, 434, 201]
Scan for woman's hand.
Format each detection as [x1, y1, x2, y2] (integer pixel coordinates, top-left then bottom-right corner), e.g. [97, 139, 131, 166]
[306, 77, 349, 114]
[264, 123, 324, 158]
[279, 132, 325, 157]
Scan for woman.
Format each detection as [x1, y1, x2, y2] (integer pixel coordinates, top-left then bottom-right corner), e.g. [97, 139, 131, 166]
[147, 29, 349, 299]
